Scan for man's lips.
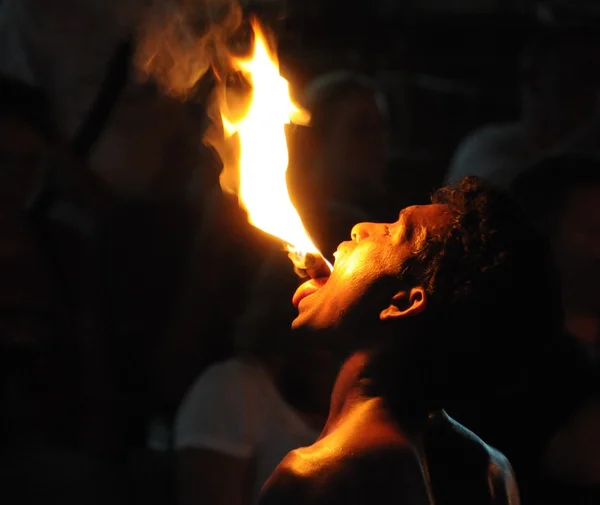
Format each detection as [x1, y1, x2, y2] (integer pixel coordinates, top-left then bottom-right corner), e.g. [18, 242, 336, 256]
[292, 277, 329, 308]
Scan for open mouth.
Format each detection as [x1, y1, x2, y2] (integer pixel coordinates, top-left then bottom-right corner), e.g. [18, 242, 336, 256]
[292, 276, 329, 308]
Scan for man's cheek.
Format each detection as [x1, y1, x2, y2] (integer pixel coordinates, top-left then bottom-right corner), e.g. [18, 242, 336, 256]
[339, 246, 380, 278]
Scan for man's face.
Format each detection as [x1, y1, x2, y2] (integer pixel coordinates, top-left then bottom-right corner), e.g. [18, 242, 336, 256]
[292, 204, 452, 341]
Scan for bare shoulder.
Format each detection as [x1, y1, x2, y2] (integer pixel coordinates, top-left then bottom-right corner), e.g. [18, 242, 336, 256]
[426, 411, 520, 505]
[259, 433, 431, 505]
[257, 453, 316, 505]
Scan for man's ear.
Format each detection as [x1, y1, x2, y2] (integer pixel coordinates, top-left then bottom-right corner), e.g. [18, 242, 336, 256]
[380, 287, 427, 321]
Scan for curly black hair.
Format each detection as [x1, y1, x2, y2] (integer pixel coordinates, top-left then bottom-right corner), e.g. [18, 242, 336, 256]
[396, 176, 564, 404]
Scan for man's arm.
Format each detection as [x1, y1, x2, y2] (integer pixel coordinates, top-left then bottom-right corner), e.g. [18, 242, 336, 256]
[487, 447, 521, 505]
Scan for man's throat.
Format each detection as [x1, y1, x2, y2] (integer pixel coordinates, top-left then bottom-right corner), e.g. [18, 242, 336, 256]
[324, 347, 434, 438]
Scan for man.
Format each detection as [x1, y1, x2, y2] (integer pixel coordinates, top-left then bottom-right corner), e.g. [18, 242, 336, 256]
[258, 176, 558, 504]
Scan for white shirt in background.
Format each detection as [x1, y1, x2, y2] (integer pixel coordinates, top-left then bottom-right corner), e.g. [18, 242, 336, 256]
[175, 357, 319, 504]
[446, 118, 600, 190]
[445, 123, 536, 190]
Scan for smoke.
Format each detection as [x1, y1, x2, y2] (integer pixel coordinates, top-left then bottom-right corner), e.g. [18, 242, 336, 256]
[134, 0, 256, 196]
[134, 0, 244, 99]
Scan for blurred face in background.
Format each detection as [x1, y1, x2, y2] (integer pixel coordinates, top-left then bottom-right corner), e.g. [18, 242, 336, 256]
[315, 90, 389, 193]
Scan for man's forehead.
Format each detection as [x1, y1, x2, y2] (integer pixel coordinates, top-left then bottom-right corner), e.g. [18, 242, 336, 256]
[398, 204, 451, 227]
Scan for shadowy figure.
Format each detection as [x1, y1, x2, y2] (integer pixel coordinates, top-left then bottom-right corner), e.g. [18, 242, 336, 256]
[0, 0, 206, 199]
[506, 153, 600, 504]
[512, 154, 600, 361]
[0, 74, 66, 449]
[0, 72, 124, 505]
[289, 70, 394, 259]
[446, 25, 600, 190]
[174, 250, 334, 505]
[258, 176, 549, 505]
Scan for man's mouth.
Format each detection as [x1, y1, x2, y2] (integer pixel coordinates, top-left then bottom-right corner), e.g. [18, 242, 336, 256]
[292, 276, 329, 308]
[291, 243, 350, 308]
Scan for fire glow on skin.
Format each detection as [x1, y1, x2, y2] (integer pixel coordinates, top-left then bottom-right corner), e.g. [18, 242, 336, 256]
[214, 18, 332, 277]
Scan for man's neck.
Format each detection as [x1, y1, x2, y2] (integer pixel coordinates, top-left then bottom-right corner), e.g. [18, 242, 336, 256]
[324, 351, 371, 426]
[321, 349, 428, 438]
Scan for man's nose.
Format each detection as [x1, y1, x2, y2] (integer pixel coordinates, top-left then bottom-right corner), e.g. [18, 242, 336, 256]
[351, 222, 379, 241]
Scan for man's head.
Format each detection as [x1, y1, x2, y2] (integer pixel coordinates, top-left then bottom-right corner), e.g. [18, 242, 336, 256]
[303, 71, 389, 192]
[511, 154, 600, 314]
[293, 176, 562, 400]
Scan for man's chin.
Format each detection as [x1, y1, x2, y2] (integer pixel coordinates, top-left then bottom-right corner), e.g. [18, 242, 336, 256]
[291, 311, 308, 331]
[291, 287, 324, 330]
[290, 304, 338, 352]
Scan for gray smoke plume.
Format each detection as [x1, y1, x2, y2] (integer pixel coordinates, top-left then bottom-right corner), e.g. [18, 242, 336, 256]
[134, 0, 259, 197]
[134, 0, 244, 99]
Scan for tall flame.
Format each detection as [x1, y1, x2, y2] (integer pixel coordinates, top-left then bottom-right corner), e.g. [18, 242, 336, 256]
[218, 19, 330, 268]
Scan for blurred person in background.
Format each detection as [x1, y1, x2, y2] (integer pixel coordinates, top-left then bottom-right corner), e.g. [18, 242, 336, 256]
[446, 25, 600, 190]
[0, 0, 225, 452]
[0, 72, 122, 505]
[289, 70, 394, 259]
[174, 250, 334, 505]
[0, 1, 248, 502]
[0, 0, 205, 199]
[512, 154, 600, 361]
[0, 73, 67, 450]
[506, 153, 600, 504]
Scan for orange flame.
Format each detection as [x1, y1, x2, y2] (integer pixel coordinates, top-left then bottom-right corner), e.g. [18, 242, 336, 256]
[217, 19, 331, 270]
